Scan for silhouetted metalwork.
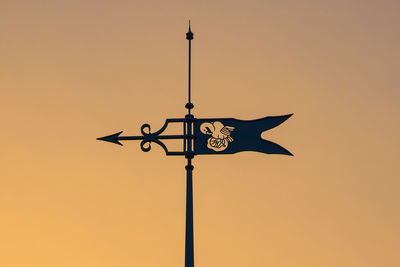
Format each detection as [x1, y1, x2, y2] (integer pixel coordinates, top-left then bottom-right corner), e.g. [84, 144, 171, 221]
[97, 22, 293, 267]
[97, 118, 186, 155]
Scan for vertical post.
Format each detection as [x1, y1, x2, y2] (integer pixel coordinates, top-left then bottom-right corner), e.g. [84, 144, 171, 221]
[184, 117, 195, 267]
[185, 157, 194, 267]
[185, 21, 194, 114]
[185, 21, 195, 267]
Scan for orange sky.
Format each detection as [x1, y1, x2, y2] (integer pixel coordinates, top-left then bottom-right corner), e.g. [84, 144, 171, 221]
[1, 1, 399, 266]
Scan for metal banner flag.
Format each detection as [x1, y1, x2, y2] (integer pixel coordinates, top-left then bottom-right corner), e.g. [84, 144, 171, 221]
[194, 114, 293, 155]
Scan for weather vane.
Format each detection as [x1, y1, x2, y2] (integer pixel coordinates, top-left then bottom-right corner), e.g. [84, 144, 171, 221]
[98, 22, 293, 267]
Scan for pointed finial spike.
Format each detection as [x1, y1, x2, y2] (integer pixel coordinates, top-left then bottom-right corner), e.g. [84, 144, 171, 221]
[186, 20, 193, 40]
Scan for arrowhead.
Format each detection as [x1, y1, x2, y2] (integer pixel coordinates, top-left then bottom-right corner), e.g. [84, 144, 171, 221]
[97, 131, 123, 146]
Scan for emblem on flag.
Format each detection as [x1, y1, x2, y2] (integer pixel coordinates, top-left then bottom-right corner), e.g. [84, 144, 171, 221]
[200, 121, 235, 151]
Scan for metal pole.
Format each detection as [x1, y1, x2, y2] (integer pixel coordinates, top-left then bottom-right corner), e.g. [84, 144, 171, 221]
[185, 157, 194, 267]
[185, 21, 195, 267]
[188, 33, 191, 106]
[185, 21, 194, 114]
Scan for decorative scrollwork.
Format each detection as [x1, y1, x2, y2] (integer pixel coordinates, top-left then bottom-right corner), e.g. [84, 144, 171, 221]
[138, 119, 184, 155]
[141, 124, 151, 136]
[140, 139, 152, 152]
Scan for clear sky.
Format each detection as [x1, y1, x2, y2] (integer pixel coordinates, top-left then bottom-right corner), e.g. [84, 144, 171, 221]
[1, 1, 399, 266]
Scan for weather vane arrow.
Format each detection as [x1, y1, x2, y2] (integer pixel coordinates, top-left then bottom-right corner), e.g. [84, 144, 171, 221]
[97, 131, 186, 146]
[97, 131, 123, 145]
[97, 22, 293, 267]
[97, 119, 189, 154]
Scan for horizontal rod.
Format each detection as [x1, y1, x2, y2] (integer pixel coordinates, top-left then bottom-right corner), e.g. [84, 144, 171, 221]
[117, 136, 145, 140]
[167, 118, 186, 122]
[118, 135, 190, 141]
[166, 152, 187, 156]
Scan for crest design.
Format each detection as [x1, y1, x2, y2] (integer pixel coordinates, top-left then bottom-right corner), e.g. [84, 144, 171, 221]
[200, 121, 235, 152]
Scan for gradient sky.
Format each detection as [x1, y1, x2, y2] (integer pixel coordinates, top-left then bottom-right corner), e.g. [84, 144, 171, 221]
[1, 1, 399, 266]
